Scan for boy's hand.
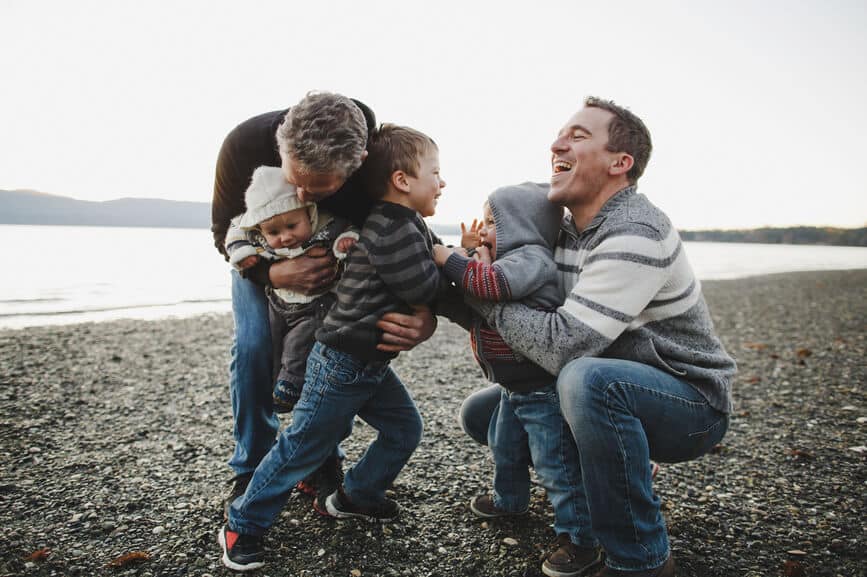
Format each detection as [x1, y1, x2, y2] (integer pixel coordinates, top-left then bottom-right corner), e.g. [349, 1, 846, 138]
[473, 245, 492, 265]
[433, 244, 453, 267]
[269, 246, 337, 293]
[460, 219, 482, 249]
[238, 255, 260, 270]
[336, 236, 357, 254]
[376, 306, 436, 352]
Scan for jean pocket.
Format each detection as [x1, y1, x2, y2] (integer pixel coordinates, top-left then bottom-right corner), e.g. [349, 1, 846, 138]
[325, 359, 360, 387]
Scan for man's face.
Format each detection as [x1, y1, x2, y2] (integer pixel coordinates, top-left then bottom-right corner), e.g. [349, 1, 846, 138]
[405, 148, 445, 218]
[283, 157, 346, 204]
[548, 107, 617, 208]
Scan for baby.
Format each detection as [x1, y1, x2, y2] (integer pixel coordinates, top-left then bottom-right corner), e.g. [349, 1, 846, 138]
[225, 165, 358, 412]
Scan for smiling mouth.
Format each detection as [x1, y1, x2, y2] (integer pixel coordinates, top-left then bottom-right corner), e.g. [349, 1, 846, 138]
[481, 241, 493, 250]
[552, 160, 573, 175]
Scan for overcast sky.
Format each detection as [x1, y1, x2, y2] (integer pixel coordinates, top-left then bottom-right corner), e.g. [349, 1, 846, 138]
[2, 0, 865, 229]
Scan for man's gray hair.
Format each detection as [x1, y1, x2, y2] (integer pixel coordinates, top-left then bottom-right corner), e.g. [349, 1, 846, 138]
[277, 92, 368, 179]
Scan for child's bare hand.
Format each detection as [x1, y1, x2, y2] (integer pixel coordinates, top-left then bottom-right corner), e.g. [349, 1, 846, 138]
[238, 255, 260, 270]
[336, 237, 357, 254]
[460, 219, 482, 249]
[473, 245, 492, 265]
[433, 244, 454, 267]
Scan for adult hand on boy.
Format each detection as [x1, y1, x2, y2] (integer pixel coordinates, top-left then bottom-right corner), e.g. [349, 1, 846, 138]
[376, 306, 436, 352]
[268, 246, 337, 294]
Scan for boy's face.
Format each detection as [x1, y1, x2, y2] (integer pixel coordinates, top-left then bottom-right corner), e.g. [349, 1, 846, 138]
[479, 202, 497, 259]
[259, 207, 313, 250]
[405, 147, 445, 218]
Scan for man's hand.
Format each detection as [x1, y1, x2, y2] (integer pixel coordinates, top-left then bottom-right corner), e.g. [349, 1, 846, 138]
[238, 255, 260, 270]
[376, 306, 436, 352]
[268, 246, 337, 293]
[460, 219, 482, 249]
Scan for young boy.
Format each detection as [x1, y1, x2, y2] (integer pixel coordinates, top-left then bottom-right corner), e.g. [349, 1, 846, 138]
[433, 183, 600, 577]
[219, 123, 445, 571]
[225, 165, 358, 413]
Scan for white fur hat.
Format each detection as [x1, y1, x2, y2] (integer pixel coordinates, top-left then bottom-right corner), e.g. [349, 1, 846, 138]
[238, 166, 313, 229]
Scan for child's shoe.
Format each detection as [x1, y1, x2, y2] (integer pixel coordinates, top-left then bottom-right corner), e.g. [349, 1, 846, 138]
[324, 486, 399, 522]
[541, 533, 604, 577]
[272, 380, 301, 413]
[218, 525, 264, 571]
[469, 494, 528, 518]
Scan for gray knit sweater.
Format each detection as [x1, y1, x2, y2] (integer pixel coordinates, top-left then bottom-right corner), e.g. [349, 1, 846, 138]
[473, 186, 736, 413]
[316, 201, 441, 362]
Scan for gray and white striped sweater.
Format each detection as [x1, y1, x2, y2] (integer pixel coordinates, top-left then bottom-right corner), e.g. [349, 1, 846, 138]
[316, 201, 441, 362]
[474, 186, 736, 413]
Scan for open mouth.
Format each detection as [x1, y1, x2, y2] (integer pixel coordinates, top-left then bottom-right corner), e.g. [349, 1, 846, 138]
[481, 241, 493, 250]
[552, 160, 573, 175]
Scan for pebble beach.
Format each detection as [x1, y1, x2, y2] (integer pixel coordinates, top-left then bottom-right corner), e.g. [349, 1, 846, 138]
[1, 269, 865, 577]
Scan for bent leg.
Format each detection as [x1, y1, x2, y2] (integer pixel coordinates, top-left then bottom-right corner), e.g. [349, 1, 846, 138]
[459, 384, 501, 446]
[228, 270, 278, 475]
[557, 357, 728, 572]
[350, 366, 424, 506]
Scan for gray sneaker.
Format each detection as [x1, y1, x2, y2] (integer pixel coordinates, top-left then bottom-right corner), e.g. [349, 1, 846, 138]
[324, 486, 399, 522]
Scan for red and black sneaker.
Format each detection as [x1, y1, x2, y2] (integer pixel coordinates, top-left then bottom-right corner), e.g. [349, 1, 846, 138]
[324, 485, 399, 522]
[218, 525, 264, 571]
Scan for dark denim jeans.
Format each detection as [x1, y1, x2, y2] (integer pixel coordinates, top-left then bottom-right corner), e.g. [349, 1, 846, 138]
[228, 342, 423, 536]
[461, 358, 728, 571]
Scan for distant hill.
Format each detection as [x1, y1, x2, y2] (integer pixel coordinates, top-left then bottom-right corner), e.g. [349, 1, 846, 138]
[0, 189, 211, 229]
[680, 227, 867, 247]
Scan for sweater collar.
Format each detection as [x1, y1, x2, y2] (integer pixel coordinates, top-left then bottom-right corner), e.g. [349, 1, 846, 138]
[564, 185, 637, 237]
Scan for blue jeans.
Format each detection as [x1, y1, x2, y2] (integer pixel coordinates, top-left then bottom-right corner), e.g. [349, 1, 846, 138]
[228, 342, 424, 536]
[460, 358, 728, 571]
[489, 385, 593, 546]
[228, 270, 279, 475]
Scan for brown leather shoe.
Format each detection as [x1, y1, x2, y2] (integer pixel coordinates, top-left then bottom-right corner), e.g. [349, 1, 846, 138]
[590, 555, 675, 577]
[541, 533, 604, 577]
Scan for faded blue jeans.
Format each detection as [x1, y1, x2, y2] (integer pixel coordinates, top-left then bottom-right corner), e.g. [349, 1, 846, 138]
[228, 270, 278, 475]
[461, 358, 728, 571]
[489, 385, 593, 547]
[229, 342, 423, 536]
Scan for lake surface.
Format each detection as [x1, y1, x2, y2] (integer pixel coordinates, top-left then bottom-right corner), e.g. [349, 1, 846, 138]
[1, 225, 865, 329]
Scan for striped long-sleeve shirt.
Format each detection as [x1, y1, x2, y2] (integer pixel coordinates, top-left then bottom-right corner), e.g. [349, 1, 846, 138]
[473, 186, 736, 413]
[316, 201, 441, 362]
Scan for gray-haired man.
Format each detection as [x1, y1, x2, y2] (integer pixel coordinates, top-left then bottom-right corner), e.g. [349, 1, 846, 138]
[211, 92, 435, 517]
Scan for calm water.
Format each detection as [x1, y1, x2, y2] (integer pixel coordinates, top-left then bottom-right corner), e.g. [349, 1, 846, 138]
[1, 225, 865, 329]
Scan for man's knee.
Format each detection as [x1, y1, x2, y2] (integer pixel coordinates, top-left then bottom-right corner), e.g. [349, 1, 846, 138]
[556, 357, 614, 415]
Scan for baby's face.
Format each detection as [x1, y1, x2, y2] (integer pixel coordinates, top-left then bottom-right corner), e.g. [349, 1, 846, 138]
[259, 207, 313, 250]
[479, 202, 497, 258]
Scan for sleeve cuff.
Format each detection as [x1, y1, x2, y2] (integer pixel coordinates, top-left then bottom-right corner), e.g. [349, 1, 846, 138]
[443, 252, 471, 285]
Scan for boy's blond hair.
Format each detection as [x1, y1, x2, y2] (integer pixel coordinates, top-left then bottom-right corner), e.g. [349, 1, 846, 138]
[358, 123, 437, 199]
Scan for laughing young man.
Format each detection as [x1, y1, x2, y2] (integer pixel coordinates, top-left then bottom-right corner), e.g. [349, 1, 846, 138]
[460, 97, 736, 577]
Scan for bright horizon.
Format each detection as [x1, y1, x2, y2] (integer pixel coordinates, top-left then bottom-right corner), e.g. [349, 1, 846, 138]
[2, 0, 866, 229]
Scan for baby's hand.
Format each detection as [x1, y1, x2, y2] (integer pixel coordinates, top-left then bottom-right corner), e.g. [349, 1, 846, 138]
[238, 255, 260, 270]
[460, 219, 482, 249]
[336, 236, 357, 254]
[473, 245, 492, 265]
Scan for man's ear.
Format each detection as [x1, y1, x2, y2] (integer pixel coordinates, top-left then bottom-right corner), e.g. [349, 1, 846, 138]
[391, 170, 411, 193]
[609, 153, 634, 177]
